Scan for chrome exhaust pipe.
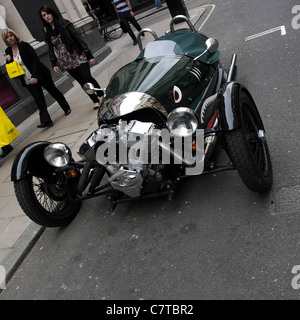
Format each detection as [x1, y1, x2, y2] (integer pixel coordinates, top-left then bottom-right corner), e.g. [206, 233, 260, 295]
[203, 135, 218, 161]
[227, 54, 237, 82]
[202, 117, 219, 161]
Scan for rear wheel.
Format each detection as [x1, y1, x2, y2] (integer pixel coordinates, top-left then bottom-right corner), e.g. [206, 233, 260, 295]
[14, 173, 81, 227]
[225, 91, 273, 192]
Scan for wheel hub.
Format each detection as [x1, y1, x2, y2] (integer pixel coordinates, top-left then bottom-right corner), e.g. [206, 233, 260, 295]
[44, 179, 66, 201]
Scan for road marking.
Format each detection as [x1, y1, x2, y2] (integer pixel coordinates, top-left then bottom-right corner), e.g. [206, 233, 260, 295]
[198, 4, 216, 31]
[281, 25, 287, 35]
[245, 25, 286, 41]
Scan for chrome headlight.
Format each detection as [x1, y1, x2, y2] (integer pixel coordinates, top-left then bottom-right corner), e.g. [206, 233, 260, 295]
[44, 143, 72, 167]
[166, 107, 198, 137]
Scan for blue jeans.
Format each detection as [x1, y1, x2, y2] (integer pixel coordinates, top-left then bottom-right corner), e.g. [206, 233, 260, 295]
[155, 0, 162, 8]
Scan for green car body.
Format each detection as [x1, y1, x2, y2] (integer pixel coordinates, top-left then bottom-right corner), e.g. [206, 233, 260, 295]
[99, 31, 221, 124]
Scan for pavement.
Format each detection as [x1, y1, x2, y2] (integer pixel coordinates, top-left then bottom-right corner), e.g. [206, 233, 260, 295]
[0, 1, 203, 285]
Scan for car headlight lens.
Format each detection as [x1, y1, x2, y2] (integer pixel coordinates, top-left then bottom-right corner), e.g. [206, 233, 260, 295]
[44, 143, 72, 167]
[166, 107, 198, 137]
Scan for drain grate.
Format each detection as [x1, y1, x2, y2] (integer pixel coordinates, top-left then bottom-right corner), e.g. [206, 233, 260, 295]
[270, 185, 300, 215]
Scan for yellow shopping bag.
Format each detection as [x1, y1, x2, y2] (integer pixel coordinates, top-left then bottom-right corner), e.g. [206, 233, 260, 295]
[5, 61, 25, 79]
[0, 107, 19, 148]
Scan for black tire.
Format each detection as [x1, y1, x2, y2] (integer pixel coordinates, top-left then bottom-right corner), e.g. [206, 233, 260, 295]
[225, 91, 273, 192]
[14, 174, 81, 227]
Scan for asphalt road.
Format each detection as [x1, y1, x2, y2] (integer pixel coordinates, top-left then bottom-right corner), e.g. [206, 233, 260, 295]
[1, 0, 300, 301]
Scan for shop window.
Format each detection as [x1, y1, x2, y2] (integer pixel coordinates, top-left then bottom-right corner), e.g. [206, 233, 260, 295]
[0, 77, 18, 111]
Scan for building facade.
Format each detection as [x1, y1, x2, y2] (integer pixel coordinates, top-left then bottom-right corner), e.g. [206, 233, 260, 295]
[0, 0, 112, 126]
[0, 0, 154, 126]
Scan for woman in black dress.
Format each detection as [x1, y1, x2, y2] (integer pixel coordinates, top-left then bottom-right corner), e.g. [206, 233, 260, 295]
[39, 5, 104, 110]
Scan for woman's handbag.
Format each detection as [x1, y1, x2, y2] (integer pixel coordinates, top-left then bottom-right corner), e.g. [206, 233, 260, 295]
[0, 106, 19, 147]
[5, 61, 25, 79]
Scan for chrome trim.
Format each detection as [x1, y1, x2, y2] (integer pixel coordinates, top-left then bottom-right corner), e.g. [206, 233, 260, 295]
[137, 28, 158, 51]
[193, 38, 219, 62]
[258, 130, 266, 142]
[189, 67, 202, 82]
[227, 54, 237, 83]
[166, 107, 198, 137]
[44, 143, 72, 167]
[109, 168, 143, 198]
[99, 92, 168, 121]
[170, 15, 197, 33]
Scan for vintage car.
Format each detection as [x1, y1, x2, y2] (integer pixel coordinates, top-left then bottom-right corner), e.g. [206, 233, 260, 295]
[11, 16, 272, 227]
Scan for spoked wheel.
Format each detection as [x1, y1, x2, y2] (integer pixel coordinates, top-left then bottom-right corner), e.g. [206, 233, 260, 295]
[225, 91, 273, 192]
[14, 173, 81, 227]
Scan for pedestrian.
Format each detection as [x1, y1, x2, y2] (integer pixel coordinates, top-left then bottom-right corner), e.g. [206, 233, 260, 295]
[111, 0, 143, 46]
[2, 28, 71, 128]
[39, 5, 104, 110]
[155, 0, 163, 9]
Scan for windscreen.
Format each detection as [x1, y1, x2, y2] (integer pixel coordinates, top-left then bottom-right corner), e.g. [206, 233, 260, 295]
[143, 40, 184, 58]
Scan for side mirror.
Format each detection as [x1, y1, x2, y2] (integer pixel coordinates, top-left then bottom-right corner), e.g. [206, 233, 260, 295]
[205, 38, 219, 53]
[83, 83, 106, 96]
[193, 38, 219, 61]
[83, 83, 95, 94]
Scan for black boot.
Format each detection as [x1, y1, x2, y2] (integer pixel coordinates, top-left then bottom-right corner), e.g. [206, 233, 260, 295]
[0, 144, 13, 158]
[58, 99, 71, 116]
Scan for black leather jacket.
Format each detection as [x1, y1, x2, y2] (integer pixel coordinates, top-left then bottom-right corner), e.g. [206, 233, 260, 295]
[5, 41, 51, 86]
[45, 19, 94, 67]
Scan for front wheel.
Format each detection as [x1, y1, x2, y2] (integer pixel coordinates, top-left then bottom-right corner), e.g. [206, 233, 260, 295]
[14, 173, 81, 227]
[225, 91, 273, 192]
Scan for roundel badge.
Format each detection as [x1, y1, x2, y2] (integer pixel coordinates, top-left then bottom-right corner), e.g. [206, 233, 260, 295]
[173, 86, 182, 103]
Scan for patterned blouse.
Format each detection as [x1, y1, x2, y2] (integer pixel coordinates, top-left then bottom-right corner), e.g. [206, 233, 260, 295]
[51, 34, 87, 70]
